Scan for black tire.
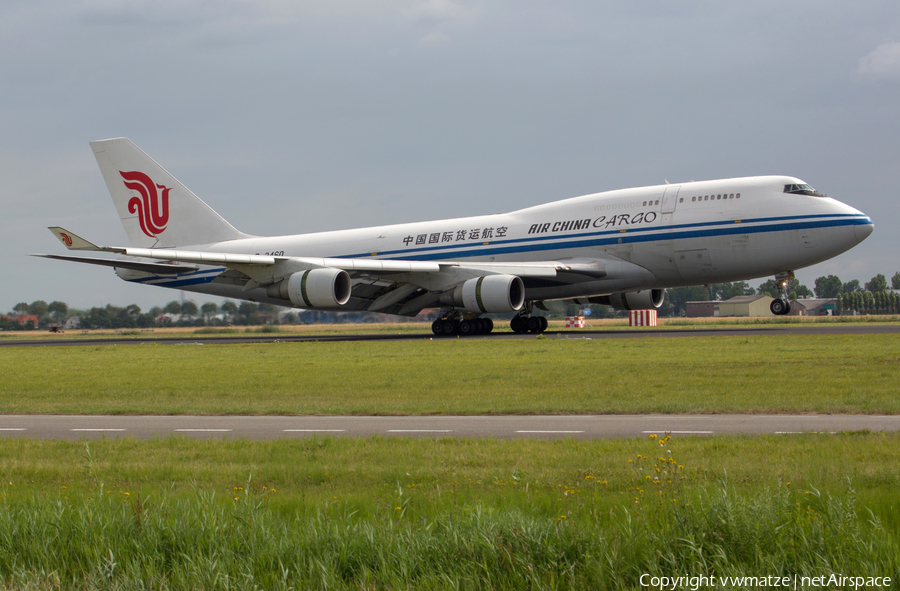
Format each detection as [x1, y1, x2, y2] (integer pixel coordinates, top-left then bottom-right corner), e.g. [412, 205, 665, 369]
[442, 320, 458, 335]
[770, 298, 787, 315]
[459, 319, 475, 335]
[431, 320, 443, 336]
[539, 316, 548, 332]
[527, 316, 543, 333]
[483, 318, 494, 334]
[474, 318, 486, 334]
[510, 316, 525, 333]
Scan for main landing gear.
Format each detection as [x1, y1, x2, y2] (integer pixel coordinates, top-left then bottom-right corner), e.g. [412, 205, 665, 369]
[510, 302, 548, 334]
[770, 271, 794, 316]
[431, 312, 494, 336]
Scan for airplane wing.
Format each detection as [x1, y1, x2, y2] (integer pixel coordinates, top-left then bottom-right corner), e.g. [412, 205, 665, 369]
[39, 227, 582, 316]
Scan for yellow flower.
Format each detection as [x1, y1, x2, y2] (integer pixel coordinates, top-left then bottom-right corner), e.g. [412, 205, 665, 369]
[649, 434, 657, 439]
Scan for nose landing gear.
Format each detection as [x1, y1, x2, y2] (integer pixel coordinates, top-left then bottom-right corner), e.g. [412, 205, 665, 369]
[770, 271, 794, 316]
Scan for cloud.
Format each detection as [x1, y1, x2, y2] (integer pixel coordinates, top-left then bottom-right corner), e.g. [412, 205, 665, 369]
[404, 0, 478, 23]
[857, 41, 900, 81]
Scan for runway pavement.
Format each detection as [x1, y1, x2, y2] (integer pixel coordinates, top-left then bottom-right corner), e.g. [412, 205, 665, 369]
[1, 322, 898, 347]
[1, 414, 898, 440]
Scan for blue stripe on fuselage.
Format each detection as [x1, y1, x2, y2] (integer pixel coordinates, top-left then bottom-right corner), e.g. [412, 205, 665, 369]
[126, 214, 872, 287]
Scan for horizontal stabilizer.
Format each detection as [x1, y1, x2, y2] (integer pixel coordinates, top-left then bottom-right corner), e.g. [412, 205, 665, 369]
[47, 227, 102, 251]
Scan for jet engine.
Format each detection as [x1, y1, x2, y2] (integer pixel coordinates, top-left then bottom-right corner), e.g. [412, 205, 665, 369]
[595, 289, 665, 311]
[440, 274, 525, 313]
[267, 268, 352, 308]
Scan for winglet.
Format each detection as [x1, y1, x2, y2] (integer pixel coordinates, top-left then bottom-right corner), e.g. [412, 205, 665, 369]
[47, 227, 103, 251]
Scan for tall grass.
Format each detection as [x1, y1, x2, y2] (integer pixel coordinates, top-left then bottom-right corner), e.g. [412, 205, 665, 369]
[0, 434, 897, 588]
[0, 483, 894, 590]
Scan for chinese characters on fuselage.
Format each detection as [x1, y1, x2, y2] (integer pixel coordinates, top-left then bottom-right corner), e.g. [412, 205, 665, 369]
[402, 226, 508, 247]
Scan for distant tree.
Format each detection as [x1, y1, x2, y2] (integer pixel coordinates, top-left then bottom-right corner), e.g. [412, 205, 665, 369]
[12, 302, 29, 314]
[814, 275, 843, 298]
[29, 300, 48, 317]
[892, 272, 900, 290]
[201, 302, 218, 323]
[124, 304, 141, 316]
[238, 302, 258, 317]
[865, 274, 888, 293]
[757, 280, 777, 298]
[48, 301, 69, 321]
[181, 300, 199, 317]
[221, 301, 238, 322]
[710, 281, 755, 301]
[149, 306, 162, 317]
[757, 279, 809, 299]
[842, 279, 861, 293]
[836, 293, 843, 311]
[164, 301, 182, 315]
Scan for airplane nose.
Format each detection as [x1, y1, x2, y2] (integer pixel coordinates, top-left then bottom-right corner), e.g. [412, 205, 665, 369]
[854, 218, 874, 243]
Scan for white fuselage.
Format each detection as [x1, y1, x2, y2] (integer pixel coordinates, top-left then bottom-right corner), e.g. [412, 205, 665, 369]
[120, 175, 873, 306]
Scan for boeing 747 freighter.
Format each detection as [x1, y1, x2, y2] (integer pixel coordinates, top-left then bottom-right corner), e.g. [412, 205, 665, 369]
[37, 138, 873, 335]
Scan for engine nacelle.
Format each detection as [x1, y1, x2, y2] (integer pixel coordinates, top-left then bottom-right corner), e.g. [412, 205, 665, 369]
[267, 268, 352, 308]
[596, 289, 665, 311]
[440, 275, 525, 313]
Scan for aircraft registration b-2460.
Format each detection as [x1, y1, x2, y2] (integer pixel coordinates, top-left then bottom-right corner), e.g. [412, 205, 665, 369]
[38, 137, 874, 335]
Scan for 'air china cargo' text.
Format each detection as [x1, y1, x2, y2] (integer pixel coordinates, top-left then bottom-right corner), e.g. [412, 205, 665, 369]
[528, 211, 658, 235]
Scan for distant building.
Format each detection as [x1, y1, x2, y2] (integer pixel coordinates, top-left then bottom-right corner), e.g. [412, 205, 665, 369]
[685, 301, 719, 317]
[788, 298, 837, 316]
[717, 295, 774, 317]
[12, 314, 40, 327]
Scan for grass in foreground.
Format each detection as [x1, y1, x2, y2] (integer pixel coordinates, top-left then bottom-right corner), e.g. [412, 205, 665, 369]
[1, 334, 898, 414]
[0, 434, 897, 589]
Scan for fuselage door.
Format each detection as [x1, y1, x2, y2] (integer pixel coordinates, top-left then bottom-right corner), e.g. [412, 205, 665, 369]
[661, 185, 680, 214]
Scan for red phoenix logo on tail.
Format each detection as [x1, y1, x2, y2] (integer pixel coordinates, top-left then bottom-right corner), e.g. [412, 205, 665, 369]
[59, 232, 73, 247]
[120, 170, 171, 238]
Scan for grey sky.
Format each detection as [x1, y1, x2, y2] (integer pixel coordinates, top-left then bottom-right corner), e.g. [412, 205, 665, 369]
[2, 0, 898, 312]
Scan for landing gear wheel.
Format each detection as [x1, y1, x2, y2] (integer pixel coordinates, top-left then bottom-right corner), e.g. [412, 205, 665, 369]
[770, 298, 791, 316]
[441, 319, 459, 335]
[459, 319, 476, 336]
[483, 318, 494, 334]
[431, 320, 443, 336]
[539, 316, 548, 332]
[510, 315, 527, 333]
[527, 316, 544, 333]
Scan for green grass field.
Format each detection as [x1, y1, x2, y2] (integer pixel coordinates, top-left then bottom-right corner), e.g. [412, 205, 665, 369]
[0, 434, 897, 589]
[1, 333, 897, 415]
[2, 329, 899, 588]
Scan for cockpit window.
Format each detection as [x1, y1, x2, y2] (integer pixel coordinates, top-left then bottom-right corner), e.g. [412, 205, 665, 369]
[784, 183, 825, 197]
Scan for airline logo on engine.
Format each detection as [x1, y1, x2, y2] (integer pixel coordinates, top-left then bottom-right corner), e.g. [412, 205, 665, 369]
[120, 170, 171, 238]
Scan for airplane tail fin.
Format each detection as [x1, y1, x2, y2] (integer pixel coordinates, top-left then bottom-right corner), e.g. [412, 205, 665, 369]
[91, 137, 249, 248]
